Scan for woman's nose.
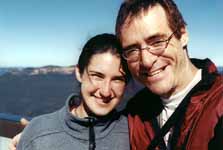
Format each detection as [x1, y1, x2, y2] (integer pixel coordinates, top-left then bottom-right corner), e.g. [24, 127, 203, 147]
[99, 81, 112, 98]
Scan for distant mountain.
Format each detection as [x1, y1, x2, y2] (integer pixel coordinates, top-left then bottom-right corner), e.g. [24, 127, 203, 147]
[0, 65, 74, 76]
[1, 66, 222, 76]
[0, 67, 23, 76]
[0, 66, 78, 117]
[0, 65, 222, 118]
[0, 66, 142, 118]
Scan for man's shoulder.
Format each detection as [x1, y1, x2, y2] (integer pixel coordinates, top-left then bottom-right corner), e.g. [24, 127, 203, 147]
[214, 74, 223, 89]
[202, 73, 223, 102]
[206, 74, 223, 106]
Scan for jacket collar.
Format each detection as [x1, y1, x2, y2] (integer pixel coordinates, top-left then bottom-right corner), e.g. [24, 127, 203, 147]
[191, 58, 218, 93]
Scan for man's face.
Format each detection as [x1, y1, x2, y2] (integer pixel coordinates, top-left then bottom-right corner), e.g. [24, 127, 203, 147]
[119, 5, 189, 98]
[76, 52, 126, 116]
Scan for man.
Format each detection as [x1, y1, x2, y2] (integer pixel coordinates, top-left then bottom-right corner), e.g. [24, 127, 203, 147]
[116, 0, 223, 150]
[9, 0, 223, 150]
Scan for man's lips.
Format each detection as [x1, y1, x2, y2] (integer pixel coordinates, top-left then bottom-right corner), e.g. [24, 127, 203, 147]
[140, 66, 167, 77]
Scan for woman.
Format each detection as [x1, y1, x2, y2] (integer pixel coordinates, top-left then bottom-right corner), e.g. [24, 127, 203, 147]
[16, 33, 131, 150]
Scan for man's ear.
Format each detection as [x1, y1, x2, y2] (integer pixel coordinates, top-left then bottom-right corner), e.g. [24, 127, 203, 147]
[180, 27, 189, 49]
[74, 65, 82, 83]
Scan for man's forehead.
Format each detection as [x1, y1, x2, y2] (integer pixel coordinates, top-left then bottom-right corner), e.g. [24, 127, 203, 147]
[120, 5, 171, 41]
[123, 4, 168, 29]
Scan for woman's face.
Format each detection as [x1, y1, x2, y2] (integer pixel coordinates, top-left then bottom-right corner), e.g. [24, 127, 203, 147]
[75, 52, 127, 117]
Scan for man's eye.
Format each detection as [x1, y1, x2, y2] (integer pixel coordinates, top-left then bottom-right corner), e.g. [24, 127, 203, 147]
[126, 48, 139, 55]
[151, 41, 165, 47]
[127, 48, 139, 52]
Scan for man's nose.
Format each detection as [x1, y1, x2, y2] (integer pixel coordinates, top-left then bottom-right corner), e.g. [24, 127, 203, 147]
[139, 48, 158, 69]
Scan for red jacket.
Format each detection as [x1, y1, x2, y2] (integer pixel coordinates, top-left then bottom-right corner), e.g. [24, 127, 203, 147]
[126, 59, 223, 150]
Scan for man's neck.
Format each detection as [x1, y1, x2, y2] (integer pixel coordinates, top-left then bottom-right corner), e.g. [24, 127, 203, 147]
[161, 69, 202, 105]
[164, 60, 199, 99]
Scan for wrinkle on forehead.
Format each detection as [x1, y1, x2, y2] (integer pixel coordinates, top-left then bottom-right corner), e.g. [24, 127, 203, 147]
[121, 5, 171, 44]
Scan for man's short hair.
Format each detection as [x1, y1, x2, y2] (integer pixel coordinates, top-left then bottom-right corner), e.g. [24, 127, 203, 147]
[115, 0, 187, 40]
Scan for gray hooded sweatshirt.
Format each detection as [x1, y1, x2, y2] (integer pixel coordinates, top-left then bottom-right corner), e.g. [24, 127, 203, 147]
[17, 94, 130, 150]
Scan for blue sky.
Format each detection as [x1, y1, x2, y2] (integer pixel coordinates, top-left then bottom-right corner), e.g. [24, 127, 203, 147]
[0, 0, 222, 67]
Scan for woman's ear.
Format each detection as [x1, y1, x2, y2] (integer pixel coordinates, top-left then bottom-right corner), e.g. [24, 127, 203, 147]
[180, 27, 189, 49]
[74, 65, 82, 83]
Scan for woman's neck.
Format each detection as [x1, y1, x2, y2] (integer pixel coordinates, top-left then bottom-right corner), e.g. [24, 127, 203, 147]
[70, 102, 88, 118]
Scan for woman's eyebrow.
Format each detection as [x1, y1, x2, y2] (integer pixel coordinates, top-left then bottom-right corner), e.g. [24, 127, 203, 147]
[113, 75, 126, 81]
[88, 70, 104, 76]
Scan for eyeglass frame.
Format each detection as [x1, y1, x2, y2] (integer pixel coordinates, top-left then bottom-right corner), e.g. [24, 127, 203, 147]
[122, 31, 176, 61]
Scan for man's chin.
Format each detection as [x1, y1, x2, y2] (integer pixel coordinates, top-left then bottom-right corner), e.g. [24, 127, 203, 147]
[146, 83, 170, 96]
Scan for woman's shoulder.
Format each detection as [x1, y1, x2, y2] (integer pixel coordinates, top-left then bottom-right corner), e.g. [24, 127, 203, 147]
[18, 108, 65, 147]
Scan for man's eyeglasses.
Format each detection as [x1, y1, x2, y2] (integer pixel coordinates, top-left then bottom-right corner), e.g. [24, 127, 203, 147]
[122, 31, 176, 62]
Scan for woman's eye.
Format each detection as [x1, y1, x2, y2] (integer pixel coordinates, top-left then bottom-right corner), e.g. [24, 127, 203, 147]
[113, 77, 126, 83]
[90, 74, 103, 81]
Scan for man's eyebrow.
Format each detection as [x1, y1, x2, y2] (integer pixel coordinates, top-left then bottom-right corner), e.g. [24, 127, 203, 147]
[122, 33, 168, 50]
[122, 44, 139, 51]
[145, 34, 167, 43]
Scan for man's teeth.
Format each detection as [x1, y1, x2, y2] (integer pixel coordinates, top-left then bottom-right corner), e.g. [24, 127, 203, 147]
[148, 69, 162, 76]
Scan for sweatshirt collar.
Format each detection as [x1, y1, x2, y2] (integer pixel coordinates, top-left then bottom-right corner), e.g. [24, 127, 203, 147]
[60, 94, 120, 140]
